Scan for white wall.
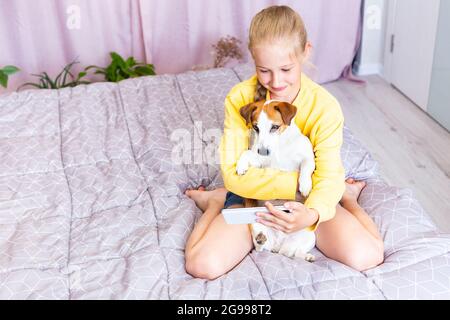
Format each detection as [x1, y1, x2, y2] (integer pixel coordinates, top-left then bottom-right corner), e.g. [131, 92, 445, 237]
[427, 0, 450, 131]
[354, 0, 387, 75]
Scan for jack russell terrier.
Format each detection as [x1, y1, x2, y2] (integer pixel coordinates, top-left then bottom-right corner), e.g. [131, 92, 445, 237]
[236, 99, 316, 262]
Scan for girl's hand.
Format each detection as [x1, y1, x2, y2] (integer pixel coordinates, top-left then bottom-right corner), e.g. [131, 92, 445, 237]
[256, 201, 319, 233]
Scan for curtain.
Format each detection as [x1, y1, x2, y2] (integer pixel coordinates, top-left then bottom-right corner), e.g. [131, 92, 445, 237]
[0, 0, 361, 94]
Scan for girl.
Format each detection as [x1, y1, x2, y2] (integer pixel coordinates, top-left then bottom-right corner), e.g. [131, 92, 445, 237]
[184, 5, 384, 280]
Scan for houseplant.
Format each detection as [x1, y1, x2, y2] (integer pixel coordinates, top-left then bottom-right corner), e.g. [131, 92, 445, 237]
[0, 65, 20, 88]
[18, 60, 89, 90]
[85, 52, 156, 82]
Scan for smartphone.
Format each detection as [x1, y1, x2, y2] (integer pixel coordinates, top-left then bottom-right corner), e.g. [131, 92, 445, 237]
[221, 205, 291, 225]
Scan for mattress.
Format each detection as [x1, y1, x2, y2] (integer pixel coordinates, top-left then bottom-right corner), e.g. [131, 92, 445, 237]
[0, 63, 449, 299]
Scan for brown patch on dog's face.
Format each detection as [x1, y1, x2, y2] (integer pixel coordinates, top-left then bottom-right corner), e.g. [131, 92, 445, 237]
[264, 101, 297, 132]
[239, 100, 265, 126]
[255, 232, 267, 245]
[240, 100, 296, 135]
[265, 106, 284, 124]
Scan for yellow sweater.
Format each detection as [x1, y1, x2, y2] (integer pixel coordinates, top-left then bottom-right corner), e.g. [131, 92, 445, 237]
[219, 73, 345, 228]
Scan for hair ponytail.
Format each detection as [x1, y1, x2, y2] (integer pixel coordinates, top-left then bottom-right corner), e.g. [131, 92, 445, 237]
[255, 79, 267, 101]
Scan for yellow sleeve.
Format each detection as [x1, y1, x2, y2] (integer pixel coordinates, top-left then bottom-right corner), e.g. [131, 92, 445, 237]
[219, 87, 298, 200]
[304, 106, 346, 229]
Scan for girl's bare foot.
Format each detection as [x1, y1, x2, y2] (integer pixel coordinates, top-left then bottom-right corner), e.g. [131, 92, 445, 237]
[340, 178, 366, 207]
[185, 187, 227, 211]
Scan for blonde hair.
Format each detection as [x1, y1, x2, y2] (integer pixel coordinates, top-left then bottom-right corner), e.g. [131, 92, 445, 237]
[248, 6, 310, 101]
[249, 5, 308, 60]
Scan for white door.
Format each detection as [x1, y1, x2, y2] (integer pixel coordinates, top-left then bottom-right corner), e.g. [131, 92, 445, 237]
[390, 0, 441, 111]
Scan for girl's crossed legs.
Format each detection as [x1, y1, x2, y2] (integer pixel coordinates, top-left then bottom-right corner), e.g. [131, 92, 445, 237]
[184, 179, 384, 280]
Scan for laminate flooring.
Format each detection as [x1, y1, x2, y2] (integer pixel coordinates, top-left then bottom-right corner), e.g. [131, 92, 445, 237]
[324, 75, 450, 232]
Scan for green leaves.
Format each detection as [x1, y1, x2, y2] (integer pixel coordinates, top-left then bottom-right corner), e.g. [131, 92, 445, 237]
[86, 51, 156, 82]
[0, 65, 20, 88]
[1, 65, 20, 75]
[18, 60, 90, 91]
[0, 71, 7, 88]
[13, 52, 155, 91]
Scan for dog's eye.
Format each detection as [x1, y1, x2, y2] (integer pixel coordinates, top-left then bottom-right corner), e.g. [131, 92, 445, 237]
[270, 125, 280, 132]
[253, 125, 259, 133]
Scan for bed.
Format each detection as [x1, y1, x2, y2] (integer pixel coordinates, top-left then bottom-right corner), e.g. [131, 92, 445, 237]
[1, 63, 449, 299]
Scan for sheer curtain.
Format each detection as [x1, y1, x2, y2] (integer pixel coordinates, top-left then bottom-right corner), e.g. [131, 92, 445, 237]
[0, 0, 361, 94]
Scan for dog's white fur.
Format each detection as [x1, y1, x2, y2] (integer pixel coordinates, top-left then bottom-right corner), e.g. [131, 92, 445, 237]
[236, 100, 316, 261]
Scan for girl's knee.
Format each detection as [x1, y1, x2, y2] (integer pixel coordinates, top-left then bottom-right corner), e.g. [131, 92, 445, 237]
[346, 240, 384, 271]
[185, 251, 225, 280]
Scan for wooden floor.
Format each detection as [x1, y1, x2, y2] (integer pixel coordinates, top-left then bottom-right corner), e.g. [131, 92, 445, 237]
[324, 75, 450, 233]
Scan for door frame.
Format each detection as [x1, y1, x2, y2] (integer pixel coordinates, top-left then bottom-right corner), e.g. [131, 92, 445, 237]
[382, 0, 397, 82]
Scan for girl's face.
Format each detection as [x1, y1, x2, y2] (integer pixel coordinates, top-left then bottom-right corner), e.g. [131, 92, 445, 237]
[253, 42, 309, 102]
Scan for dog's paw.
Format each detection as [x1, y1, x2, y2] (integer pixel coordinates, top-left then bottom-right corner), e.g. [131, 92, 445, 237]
[304, 253, 315, 262]
[236, 159, 249, 175]
[305, 253, 316, 262]
[299, 176, 312, 198]
[293, 251, 315, 262]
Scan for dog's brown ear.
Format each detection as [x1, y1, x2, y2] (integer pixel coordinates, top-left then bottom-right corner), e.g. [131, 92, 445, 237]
[274, 102, 297, 125]
[239, 103, 258, 126]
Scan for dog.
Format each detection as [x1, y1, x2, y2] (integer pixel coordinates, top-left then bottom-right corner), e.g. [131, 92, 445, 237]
[236, 99, 316, 262]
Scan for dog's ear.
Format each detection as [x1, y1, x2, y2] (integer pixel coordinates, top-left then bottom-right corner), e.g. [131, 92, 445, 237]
[274, 102, 297, 125]
[239, 103, 259, 126]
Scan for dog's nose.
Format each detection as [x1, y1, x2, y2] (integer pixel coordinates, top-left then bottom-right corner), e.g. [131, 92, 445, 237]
[257, 147, 270, 156]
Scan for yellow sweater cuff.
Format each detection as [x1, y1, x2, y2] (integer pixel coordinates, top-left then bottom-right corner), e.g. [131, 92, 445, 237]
[304, 202, 336, 231]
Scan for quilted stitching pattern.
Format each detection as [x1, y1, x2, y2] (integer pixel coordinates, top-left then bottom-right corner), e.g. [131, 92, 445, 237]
[0, 64, 449, 299]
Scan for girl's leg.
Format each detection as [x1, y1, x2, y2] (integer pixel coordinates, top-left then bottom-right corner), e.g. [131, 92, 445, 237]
[340, 179, 383, 242]
[315, 179, 384, 271]
[184, 187, 227, 255]
[184, 188, 254, 280]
